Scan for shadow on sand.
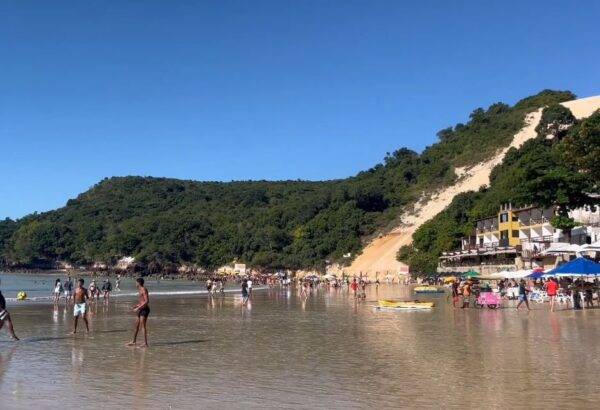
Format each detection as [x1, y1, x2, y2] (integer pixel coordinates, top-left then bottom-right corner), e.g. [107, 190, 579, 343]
[152, 339, 208, 346]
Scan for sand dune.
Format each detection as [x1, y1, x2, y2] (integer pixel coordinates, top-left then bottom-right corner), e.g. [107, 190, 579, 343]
[336, 96, 600, 279]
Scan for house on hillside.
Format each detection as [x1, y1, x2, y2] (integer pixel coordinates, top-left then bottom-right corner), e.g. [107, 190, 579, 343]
[116, 256, 135, 270]
[438, 203, 600, 274]
[217, 262, 247, 276]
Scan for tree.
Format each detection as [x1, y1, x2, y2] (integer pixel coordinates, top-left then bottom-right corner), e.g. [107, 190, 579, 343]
[535, 104, 576, 138]
[560, 110, 600, 184]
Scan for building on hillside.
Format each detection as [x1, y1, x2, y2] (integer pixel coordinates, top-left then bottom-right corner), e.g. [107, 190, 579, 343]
[217, 262, 247, 276]
[438, 204, 600, 274]
[116, 256, 135, 270]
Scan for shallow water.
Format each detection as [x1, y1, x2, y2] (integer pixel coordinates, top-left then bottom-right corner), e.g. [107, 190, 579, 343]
[0, 278, 599, 409]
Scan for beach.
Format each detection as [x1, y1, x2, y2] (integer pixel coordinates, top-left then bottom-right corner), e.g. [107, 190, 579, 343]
[1, 277, 600, 409]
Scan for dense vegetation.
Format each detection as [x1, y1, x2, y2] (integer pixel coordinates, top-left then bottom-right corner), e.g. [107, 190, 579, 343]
[398, 105, 600, 274]
[0, 90, 580, 272]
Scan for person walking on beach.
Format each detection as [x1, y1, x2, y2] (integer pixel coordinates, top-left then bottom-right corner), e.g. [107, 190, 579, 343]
[451, 280, 460, 308]
[64, 277, 73, 304]
[247, 278, 253, 298]
[241, 279, 249, 305]
[127, 277, 150, 348]
[544, 278, 559, 312]
[101, 279, 112, 302]
[461, 281, 471, 309]
[53, 279, 63, 304]
[516, 280, 531, 311]
[0, 280, 19, 341]
[350, 278, 358, 298]
[72, 279, 90, 334]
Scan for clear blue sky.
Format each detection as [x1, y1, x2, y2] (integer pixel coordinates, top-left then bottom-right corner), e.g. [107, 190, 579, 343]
[1, 1, 599, 219]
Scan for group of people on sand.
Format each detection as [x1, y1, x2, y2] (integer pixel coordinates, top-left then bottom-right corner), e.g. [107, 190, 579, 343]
[52, 275, 120, 304]
[0, 277, 151, 348]
[450, 276, 594, 312]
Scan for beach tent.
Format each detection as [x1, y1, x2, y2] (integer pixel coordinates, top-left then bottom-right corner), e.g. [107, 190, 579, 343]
[544, 257, 600, 277]
[581, 241, 600, 251]
[542, 243, 582, 255]
[462, 270, 479, 278]
[488, 270, 532, 279]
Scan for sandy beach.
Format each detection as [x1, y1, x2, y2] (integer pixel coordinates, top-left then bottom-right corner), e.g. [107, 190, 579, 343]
[2, 277, 600, 409]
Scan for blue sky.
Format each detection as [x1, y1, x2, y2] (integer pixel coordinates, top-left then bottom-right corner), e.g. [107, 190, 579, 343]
[1, 1, 599, 219]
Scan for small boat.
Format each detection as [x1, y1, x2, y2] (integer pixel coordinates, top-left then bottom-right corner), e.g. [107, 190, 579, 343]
[414, 285, 445, 294]
[376, 300, 434, 310]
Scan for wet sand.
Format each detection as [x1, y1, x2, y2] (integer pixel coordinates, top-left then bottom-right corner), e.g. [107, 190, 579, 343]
[1, 285, 600, 409]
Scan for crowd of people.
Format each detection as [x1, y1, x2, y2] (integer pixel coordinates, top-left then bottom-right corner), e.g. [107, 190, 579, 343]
[0, 275, 149, 347]
[450, 276, 600, 311]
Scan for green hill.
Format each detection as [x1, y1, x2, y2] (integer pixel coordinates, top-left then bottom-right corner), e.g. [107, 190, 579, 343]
[399, 104, 600, 273]
[2, 89, 591, 273]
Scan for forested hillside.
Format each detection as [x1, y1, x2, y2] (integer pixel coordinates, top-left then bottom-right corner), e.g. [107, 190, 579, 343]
[398, 105, 600, 273]
[0, 90, 580, 272]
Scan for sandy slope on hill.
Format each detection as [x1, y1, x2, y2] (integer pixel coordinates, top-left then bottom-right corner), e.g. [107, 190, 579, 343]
[335, 96, 600, 279]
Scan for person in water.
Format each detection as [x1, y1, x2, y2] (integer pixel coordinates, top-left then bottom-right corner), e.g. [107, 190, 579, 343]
[64, 277, 74, 304]
[101, 279, 112, 302]
[0, 280, 19, 341]
[72, 278, 90, 334]
[241, 279, 249, 305]
[127, 277, 150, 348]
[516, 279, 531, 311]
[53, 279, 63, 304]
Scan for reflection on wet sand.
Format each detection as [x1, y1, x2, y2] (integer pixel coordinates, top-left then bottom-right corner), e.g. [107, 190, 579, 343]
[0, 285, 600, 408]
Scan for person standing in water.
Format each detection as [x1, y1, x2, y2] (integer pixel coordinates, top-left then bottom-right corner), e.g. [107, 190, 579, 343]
[241, 279, 249, 305]
[544, 277, 559, 312]
[53, 279, 63, 304]
[72, 279, 90, 334]
[64, 277, 73, 304]
[0, 280, 19, 341]
[101, 279, 112, 302]
[247, 277, 253, 298]
[127, 277, 150, 348]
[516, 279, 531, 311]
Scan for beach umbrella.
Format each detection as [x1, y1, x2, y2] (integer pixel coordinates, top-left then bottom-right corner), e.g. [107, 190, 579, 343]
[463, 270, 479, 278]
[581, 241, 600, 251]
[544, 257, 600, 277]
[527, 268, 546, 280]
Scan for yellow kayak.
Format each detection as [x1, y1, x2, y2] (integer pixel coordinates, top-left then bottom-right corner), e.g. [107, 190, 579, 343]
[414, 285, 445, 293]
[377, 300, 434, 309]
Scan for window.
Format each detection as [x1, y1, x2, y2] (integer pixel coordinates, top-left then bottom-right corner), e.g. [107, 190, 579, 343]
[500, 230, 509, 240]
[512, 230, 519, 238]
[512, 215, 519, 222]
[500, 213, 509, 223]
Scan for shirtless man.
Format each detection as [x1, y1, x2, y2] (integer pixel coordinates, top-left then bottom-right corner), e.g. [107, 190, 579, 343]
[0, 280, 19, 341]
[72, 278, 90, 334]
[127, 277, 150, 348]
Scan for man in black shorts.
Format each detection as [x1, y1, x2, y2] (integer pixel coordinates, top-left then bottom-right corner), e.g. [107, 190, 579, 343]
[0, 280, 19, 341]
[127, 277, 150, 348]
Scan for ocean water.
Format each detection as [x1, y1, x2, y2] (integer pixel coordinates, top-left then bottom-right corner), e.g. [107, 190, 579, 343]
[0, 275, 599, 409]
[0, 272, 234, 303]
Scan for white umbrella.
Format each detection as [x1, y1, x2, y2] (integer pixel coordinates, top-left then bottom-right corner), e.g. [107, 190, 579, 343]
[581, 241, 600, 251]
[542, 243, 582, 255]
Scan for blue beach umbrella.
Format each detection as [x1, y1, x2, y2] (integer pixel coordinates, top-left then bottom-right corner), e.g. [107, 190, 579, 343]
[545, 257, 600, 277]
[527, 268, 546, 280]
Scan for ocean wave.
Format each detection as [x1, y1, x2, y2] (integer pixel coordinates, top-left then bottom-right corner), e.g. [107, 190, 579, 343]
[5, 287, 263, 303]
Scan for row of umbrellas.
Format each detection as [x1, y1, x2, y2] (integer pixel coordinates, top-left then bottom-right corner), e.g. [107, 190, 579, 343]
[542, 241, 600, 255]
